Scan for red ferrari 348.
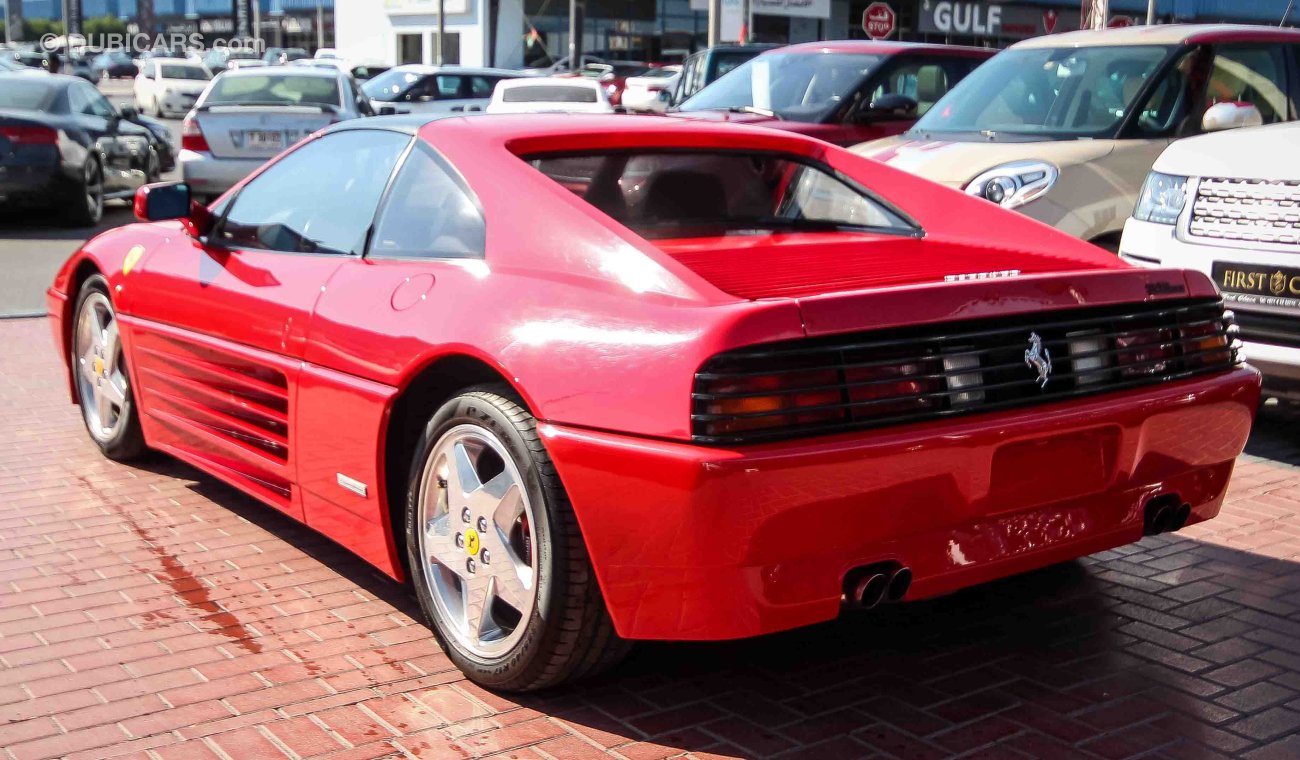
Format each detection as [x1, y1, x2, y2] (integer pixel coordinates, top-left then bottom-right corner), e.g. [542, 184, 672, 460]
[49, 114, 1259, 691]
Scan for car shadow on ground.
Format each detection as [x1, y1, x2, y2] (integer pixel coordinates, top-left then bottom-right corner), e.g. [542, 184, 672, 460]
[121, 404, 1300, 759]
[0, 205, 137, 239]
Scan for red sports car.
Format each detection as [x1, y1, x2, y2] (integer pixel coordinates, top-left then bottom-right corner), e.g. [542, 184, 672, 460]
[48, 114, 1259, 691]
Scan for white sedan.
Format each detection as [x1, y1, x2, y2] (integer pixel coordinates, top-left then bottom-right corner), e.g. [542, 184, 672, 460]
[621, 66, 681, 113]
[485, 77, 613, 114]
[1120, 111, 1300, 401]
[134, 57, 212, 118]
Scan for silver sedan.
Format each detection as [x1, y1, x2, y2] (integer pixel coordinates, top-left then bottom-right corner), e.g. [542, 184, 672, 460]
[179, 66, 374, 200]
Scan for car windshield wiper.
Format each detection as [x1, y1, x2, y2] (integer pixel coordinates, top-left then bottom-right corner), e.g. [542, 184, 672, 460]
[696, 105, 780, 119]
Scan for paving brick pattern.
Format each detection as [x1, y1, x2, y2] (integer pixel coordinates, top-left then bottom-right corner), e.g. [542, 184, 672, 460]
[2, 316, 1298, 760]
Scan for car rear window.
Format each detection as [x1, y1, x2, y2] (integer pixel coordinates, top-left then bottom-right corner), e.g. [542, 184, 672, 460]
[205, 74, 341, 108]
[0, 80, 54, 109]
[527, 151, 914, 239]
[160, 65, 210, 80]
[503, 85, 597, 103]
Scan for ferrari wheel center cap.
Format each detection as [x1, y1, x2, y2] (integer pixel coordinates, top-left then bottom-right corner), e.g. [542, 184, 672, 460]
[463, 528, 481, 556]
[93, 358, 105, 376]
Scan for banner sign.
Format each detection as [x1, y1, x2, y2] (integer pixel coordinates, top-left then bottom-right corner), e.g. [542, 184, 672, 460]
[691, 0, 830, 19]
[233, 0, 252, 39]
[918, 1, 1085, 38]
[6, 0, 24, 42]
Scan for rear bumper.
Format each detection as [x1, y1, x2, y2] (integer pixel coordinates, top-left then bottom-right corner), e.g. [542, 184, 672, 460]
[542, 368, 1260, 640]
[179, 151, 264, 196]
[0, 164, 76, 209]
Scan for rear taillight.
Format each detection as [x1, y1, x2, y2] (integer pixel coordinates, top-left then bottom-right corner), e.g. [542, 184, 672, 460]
[0, 125, 57, 145]
[1116, 329, 1176, 378]
[646, 85, 665, 93]
[699, 369, 843, 437]
[181, 117, 209, 152]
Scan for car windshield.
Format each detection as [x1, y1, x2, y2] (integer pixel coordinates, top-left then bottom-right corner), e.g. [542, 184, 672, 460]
[527, 150, 912, 239]
[0, 79, 53, 109]
[503, 85, 596, 103]
[160, 65, 210, 80]
[205, 74, 341, 108]
[678, 52, 884, 122]
[913, 45, 1174, 138]
[361, 69, 423, 100]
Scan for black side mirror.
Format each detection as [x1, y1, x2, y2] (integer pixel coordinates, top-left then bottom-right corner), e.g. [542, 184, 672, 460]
[863, 93, 918, 122]
[135, 181, 191, 222]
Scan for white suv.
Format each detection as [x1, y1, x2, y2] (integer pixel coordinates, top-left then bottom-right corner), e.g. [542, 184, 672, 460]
[1121, 118, 1300, 400]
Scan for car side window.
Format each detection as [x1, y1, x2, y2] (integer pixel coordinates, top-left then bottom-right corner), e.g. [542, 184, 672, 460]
[867, 59, 951, 117]
[407, 76, 440, 101]
[1207, 44, 1290, 123]
[369, 145, 485, 259]
[469, 76, 496, 98]
[219, 130, 410, 255]
[435, 75, 465, 98]
[83, 86, 117, 118]
[65, 85, 89, 115]
[1133, 50, 1197, 138]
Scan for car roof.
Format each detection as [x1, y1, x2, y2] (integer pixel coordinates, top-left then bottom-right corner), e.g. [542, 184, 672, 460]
[385, 64, 521, 77]
[773, 40, 993, 57]
[222, 65, 338, 78]
[1013, 23, 1300, 49]
[149, 57, 202, 65]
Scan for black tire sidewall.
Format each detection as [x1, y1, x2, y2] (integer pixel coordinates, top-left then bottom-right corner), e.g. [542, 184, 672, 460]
[404, 390, 566, 689]
[73, 275, 144, 460]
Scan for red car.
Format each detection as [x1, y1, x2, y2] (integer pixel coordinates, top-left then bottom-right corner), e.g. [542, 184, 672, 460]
[670, 40, 995, 146]
[48, 115, 1258, 691]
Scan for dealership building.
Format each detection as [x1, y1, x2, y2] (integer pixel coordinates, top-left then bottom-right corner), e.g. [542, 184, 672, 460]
[4, 0, 1293, 65]
[337, 0, 1297, 69]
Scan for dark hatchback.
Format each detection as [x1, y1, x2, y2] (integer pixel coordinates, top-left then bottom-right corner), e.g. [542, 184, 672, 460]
[0, 73, 166, 225]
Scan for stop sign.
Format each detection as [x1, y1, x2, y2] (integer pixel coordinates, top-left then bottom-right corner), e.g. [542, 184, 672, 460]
[863, 2, 896, 40]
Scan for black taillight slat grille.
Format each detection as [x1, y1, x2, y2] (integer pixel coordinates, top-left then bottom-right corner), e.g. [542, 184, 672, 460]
[692, 299, 1242, 444]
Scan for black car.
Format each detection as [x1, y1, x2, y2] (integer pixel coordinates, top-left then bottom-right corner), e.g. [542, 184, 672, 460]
[92, 51, 138, 79]
[0, 73, 164, 225]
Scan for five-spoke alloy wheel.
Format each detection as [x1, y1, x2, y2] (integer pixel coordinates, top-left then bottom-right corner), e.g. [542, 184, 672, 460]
[405, 387, 629, 691]
[72, 275, 145, 460]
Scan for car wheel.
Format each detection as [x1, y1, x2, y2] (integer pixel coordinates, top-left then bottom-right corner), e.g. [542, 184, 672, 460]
[72, 275, 146, 461]
[145, 147, 161, 183]
[65, 158, 103, 227]
[405, 386, 630, 691]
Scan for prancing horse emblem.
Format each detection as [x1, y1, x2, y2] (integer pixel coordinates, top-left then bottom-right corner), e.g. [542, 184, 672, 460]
[1025, 332, 1052, 389]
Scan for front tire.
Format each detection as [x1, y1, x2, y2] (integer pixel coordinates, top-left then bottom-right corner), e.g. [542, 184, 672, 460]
[72, 275, 146, 461]
[405, 387, 629, 691]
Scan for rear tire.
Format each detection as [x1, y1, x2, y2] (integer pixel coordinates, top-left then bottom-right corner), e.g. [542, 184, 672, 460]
[404, 386, 630, 691]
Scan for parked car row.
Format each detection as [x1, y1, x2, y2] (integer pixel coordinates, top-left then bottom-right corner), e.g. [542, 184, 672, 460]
[0, 72, 173, 225]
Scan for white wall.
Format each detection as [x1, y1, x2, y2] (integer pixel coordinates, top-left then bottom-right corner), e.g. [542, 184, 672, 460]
[335, 0, 497, 68]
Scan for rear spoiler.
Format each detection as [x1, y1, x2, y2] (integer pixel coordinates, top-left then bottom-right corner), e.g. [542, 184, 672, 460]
[195, 103, 340, 114]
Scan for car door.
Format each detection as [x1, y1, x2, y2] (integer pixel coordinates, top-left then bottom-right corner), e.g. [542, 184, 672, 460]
[67, 81, 136, 194]
[298, 139, 486, 568]
[121, 129, 410, 519]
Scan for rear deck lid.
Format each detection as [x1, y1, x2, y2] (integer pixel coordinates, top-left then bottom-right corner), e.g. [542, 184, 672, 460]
[195, 105, 336, 159]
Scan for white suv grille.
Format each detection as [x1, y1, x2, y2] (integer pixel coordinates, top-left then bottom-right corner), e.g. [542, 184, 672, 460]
[1190, 177, 1300, 247]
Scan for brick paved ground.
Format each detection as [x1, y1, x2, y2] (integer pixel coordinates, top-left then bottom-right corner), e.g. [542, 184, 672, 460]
[2, 315, 1299, 760]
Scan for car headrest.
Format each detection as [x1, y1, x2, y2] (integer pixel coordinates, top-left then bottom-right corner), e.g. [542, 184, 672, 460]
[640, 170, 727, 223]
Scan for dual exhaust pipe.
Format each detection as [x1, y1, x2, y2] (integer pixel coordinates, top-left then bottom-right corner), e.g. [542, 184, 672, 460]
[844, 562, 912, 610]
[1143, 494, 1191, 536]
